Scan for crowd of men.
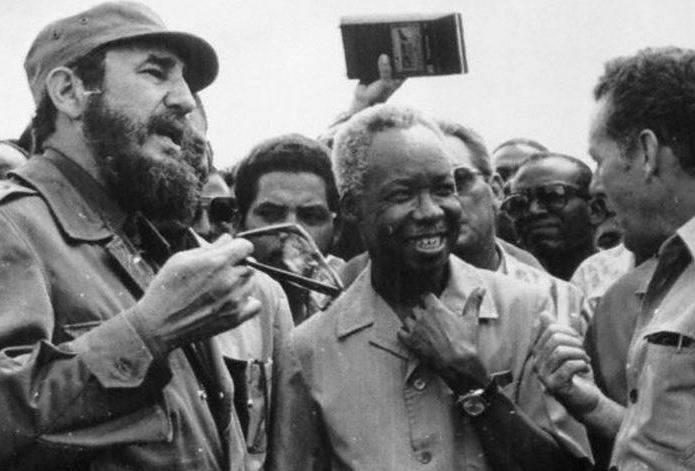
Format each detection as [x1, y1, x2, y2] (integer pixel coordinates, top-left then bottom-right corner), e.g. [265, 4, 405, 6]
[0, 2, 693, 470]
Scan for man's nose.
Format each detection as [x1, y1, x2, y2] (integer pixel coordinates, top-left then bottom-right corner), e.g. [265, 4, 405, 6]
[413, 192, 444, 221]
[527, 196, 547, 215]
[193, 210, 212, 235]
[164, 76, 196, 114]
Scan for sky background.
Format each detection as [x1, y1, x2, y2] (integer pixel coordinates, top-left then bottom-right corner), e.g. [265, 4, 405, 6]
[2, 0, 694, 170]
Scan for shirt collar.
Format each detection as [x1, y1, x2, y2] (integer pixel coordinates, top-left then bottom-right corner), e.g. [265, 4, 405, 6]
[336, 256, 499, 342]
[676, 214, 695, 260]
[495, 240, 510, 274]
[9, 148, 126, 241]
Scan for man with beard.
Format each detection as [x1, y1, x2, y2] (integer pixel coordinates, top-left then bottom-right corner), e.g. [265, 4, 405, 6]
[269, 104, 591, 471]
[505, 153, 596, 280]
[0, 3, 264, 469]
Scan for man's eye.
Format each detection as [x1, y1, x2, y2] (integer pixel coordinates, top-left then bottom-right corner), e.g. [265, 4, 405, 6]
[255, 206, 286, 223]
[298, 208, 333, 226]
[386, 190, 413, 202]
[435, 182, 456, 196]
[143, 68, 165, 79]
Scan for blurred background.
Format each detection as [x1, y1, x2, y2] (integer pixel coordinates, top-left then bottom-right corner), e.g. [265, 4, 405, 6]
[2, 0, 694, 168]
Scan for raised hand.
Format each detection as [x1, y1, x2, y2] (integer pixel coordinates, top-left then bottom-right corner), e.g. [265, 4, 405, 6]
[127, 234, 261, 358]
[533, 311, 600, 416]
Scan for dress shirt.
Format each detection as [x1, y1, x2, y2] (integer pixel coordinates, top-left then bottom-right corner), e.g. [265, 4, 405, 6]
[571, 244, 635, 318]
[611, 217, 695, 470]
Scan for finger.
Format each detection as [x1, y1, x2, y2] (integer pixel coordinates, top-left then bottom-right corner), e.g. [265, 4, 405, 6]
[419, 292, 443, 311]
[541, 346, 591, 375]
[535, 331, 585, 359]
[397, 328, 414, 348]
[402, 316, 417, 332]
[462, 287, 486, 318]
[208, 237, 254, 265]
[210, 232, 233, 247]
[534, 318, 581, 352]
[544, 360, 591, 391]
[377, 54, 392, 80]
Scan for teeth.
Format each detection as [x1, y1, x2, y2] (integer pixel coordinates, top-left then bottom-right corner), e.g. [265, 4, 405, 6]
[414, 236, 442, 250]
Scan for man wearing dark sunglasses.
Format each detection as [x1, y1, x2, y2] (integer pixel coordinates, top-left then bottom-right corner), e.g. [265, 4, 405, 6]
[505, 153, 595, 280]
[193, 171, 238, 241]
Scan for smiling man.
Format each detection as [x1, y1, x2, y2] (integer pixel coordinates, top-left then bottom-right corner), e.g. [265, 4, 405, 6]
[270, 104, 591, 471]
[0, 3, 264, 469]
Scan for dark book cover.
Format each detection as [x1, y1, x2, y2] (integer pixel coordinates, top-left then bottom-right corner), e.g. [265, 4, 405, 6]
[340, 13, 467, 82]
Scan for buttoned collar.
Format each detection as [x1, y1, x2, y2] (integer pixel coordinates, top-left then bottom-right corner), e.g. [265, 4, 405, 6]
[9, 148, 126, 242]
[336, 256, 498, 359]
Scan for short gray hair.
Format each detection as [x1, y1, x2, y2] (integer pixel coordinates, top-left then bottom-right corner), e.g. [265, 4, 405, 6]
[331, 104, 443, 198]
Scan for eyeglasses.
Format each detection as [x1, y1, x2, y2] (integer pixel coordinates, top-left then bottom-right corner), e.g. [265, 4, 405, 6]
[501, 183, 588, 219]
[453, 166, 487, 195]
[197, 196, 238, 224]
[252, 203, 336, 227]
[588, 195, 616, 225]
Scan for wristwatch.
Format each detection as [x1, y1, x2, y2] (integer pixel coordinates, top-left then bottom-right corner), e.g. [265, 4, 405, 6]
[455, 382, 497, 417]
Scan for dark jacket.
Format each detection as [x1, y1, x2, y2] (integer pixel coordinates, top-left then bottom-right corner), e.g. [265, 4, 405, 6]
[0, 150, 248, 470]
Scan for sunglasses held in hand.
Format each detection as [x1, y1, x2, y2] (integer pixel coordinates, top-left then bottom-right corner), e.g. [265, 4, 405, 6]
[188, 223, 344, 297]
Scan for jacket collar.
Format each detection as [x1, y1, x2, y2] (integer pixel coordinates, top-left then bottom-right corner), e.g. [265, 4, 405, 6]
[336, 256, 498, 360]
[10, 148, 126, 242]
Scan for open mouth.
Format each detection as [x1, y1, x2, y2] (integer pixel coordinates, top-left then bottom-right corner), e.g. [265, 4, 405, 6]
[406, 234, 445, 252]
[151, 120, 185, 149]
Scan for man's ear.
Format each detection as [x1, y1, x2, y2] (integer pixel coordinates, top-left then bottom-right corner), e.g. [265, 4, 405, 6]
[339, 192, 361, 224]
[637, 129, 660, 181]
[45, 67, 91, 120]
[488, 173, 506, 205]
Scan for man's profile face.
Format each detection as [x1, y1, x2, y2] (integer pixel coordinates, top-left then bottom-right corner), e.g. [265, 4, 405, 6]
[243, 170, 335, 265]
[588, 98, 664, 256]
[443, 135, 496, 258]
[83, 44, 206, 226]
[358, 125, 461, 275]
[588, 170, 622, 250]
[509, 157, 592, 256]
[492, 143, 540, 183]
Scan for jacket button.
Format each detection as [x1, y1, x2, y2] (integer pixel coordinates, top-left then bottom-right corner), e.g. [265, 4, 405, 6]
[413, 378, 427, 391]
[629, 389, 638, 403]
[420, 451, 432, 464]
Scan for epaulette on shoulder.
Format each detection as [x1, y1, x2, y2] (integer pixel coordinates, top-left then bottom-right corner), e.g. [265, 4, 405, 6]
[0, 179, 37, 205]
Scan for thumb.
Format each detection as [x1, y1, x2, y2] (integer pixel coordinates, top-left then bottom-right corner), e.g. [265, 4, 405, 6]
[532, 310, 556, 349]
[377, 54, 392, 80]
[462, 287, 486, 317]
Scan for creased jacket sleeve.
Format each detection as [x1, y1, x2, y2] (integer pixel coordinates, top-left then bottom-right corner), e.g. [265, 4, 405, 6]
[268, 331, 330, 471]
[0, 211, 170, 461]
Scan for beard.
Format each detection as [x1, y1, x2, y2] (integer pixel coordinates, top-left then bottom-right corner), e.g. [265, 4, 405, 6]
[82, 94, 208, 227]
